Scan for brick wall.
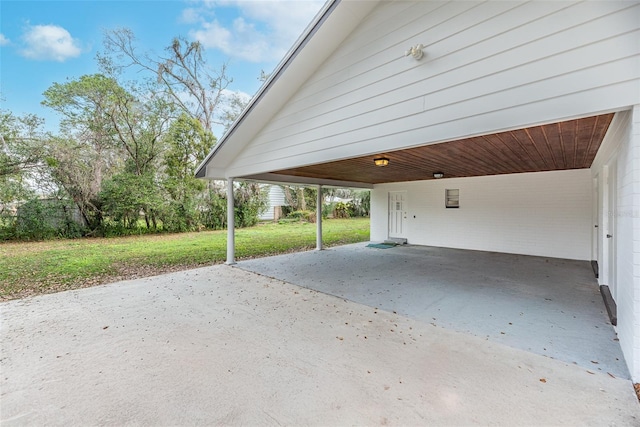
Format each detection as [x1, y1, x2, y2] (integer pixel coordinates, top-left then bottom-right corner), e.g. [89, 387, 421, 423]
[590, 108, 640, 381]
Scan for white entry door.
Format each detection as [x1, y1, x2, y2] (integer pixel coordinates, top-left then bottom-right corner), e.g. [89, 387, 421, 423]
[388, 191, 407, 238]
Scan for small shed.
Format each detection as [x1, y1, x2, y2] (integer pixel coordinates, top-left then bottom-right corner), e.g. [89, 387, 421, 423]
[259, 185, 288, 221]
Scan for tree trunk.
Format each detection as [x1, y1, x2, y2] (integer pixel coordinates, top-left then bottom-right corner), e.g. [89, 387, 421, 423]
[298, 188, 306, 211]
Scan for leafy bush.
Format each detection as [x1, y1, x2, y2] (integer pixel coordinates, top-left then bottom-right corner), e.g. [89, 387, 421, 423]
[201, 190, 227, 230]
[14, 198, 85, 240]
[100, 172, 164, 229]
[160, 200, 203, 233]
[233, 182, 268, 228]
[201, 183, 268, 230]
[98, 219, 160, 237]
[277, 218, 299, 224]
[321, 203, 330, 219]
[287, 210, 316, 223]
[333, 202, 350, 219]
[0, 215, 17, 240]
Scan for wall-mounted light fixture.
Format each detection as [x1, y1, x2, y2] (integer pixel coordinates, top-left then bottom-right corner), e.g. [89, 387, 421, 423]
[373, 157, 390, 167]
[433, 172, 444, 179]
[405, 43, 424, 60]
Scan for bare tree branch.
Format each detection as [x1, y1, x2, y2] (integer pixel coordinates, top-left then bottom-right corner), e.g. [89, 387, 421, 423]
[102, 28, 232, 132]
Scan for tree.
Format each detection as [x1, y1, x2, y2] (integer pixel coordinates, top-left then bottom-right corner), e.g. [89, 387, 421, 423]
[348, 190, 370, 217]
[43, 136, 104, 227]
[42, 74, 176, 229]
[100, 171, 164, 229]
[218, 91, 249, 133]
[281, 185, 318, 211]
[102, 29, 232, 132]
[102, 29, 270, 232]
[0, 111, 46, 206]
[163, 113, 212, 198]
[162, 113, 215, 231]
[41, 75, 126, 227]
[0, 111, 45, 178]
[106, 81, 174, 176]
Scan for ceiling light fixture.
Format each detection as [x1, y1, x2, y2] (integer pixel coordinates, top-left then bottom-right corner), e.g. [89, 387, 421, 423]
[373, 157, 390, 167]
[433, 172, 444, 179]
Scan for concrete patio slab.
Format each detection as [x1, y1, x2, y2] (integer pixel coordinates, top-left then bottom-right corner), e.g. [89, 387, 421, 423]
[238, 243, 629, 378]
[1, 264, 639, 425]
[239, 243, 630, 379]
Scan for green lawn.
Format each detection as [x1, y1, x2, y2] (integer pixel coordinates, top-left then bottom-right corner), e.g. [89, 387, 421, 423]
[0, 218, 370, 300]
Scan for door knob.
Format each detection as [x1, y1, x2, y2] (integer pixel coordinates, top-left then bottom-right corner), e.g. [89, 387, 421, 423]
[607, 234, 613, 238]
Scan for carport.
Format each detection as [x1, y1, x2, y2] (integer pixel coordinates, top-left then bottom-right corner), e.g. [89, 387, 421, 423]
[238, 243, 629, 379]
[195, 1, 640, 381]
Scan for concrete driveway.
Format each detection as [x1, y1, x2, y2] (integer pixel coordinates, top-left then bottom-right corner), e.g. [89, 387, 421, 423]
[1, 262, 639, 425]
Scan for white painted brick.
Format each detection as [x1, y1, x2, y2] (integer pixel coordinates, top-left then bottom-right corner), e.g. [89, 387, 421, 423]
[594, 106, 640, 381]
[372, 169, 591, 260]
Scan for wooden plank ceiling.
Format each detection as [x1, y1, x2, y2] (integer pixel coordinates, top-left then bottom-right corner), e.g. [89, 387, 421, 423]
[272, 113, 614, 184]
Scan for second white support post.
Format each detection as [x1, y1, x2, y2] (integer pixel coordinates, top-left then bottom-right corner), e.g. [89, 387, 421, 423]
[226, 178, 236, 265]
[316, 185, 323, 251]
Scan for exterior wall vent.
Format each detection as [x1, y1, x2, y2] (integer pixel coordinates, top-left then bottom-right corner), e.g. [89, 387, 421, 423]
[445, 189, 459, 208]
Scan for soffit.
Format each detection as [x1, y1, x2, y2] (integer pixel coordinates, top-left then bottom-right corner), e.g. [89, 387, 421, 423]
[271, 114, 614, 184]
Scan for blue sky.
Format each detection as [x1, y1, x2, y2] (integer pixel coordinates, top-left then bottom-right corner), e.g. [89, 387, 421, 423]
[0, 0, 324, 134]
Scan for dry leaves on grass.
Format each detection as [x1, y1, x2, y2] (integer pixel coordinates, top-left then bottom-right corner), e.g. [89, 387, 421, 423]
[0, 261, 219, 301]
[113, 262, 217, 281]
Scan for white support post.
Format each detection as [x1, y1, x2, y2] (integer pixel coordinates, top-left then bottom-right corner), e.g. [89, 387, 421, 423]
[316, 185, 323, 251]
[226, 178, 236, 265]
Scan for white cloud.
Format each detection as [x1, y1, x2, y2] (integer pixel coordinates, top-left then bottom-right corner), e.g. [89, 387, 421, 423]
[20, 24, 82, 62]
[222, 88, 252, 103]
[191, 17, 271, 62]
[0, 34, 9, 46]
[179, 8, 202, 24]
[188, 0, 324, 63]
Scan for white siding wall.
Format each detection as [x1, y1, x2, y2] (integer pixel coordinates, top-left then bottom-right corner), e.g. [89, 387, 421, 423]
[591, 108, 640, 381]
[371, 169, 592, 260]
[227, 1, 640, 178]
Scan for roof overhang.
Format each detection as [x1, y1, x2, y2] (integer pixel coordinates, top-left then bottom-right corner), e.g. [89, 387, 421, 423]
[195, 0, 380, 180]
[195, 0, 620, 188]
[215, 112, 614, 188]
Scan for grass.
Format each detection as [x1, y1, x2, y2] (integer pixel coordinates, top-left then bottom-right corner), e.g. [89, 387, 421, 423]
[0, 218, 370, 301]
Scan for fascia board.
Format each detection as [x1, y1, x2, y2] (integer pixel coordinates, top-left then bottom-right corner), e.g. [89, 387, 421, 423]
[196, 0, 341, 179]
[241, 173, 373, 189]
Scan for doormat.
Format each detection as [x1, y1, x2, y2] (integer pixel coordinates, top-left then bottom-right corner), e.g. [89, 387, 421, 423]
[366, 243, 397, 249]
